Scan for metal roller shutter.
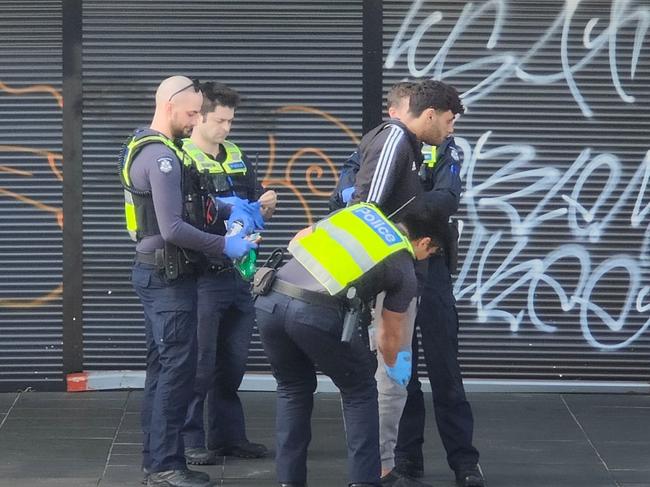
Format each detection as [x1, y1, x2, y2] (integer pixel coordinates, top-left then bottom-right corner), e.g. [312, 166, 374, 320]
[0, 0, 63, 390]
[82, 0, 363, 371]
[384, 0, 650, 381]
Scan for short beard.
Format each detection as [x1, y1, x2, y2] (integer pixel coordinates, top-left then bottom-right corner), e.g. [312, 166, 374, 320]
[170, 122, 190, 139]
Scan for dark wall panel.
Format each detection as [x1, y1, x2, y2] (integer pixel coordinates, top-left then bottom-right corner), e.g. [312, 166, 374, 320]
[0, 1, 64, 390]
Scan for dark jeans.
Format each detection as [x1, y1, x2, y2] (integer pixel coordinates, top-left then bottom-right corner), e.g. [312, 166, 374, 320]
[132, 262, 198, 473]
[183, 270, 255, 449]
[255, 291, 380, 486]
[395, 255, 479, 472]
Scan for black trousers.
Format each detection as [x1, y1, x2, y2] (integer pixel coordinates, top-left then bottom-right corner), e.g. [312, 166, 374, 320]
[255, 290, 380, 486]
[395, 255, 479, 472]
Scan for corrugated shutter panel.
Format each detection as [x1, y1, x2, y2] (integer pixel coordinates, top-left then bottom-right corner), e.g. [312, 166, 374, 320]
[0, 1, 63, 390]
[384, 0, 650, 380]
[82, 0, 362, 371]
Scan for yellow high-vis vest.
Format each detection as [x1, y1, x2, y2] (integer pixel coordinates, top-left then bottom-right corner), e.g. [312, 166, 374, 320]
[219, 140, 247, 175]
[181, 138, 246, 173]
[181, 139, 226, 174]
[181, 138, 247, 197]
[120, 133, 185, 242]
[288, 203, 414, 295]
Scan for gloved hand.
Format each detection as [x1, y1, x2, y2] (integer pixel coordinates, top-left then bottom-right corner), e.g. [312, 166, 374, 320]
[384, 351, 412, 387]
[216, 195, 249, 208]
[247, 200, 266, 231]
[227, 206, 255, 234]
[224, 233, 258, 260]
[341, 186, 355, 204]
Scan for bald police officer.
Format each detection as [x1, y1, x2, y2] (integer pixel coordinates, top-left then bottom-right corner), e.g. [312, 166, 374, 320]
[121, 76, 257, 487]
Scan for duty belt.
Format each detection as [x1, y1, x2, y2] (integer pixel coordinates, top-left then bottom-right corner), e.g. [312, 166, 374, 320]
[272, 279, 343, 309]
[135, 251, 156, 265]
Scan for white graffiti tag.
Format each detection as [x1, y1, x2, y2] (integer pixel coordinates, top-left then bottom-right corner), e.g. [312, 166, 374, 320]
[386, 0, 649, 117]
[454, 132, 650, 349]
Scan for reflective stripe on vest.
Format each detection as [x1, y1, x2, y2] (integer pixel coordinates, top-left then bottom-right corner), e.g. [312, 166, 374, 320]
[121, 133, 184, 241]
[422, 144, 437, 168]
[221, 140, 247, 175]
[121, 134, 184, 186]
[180, 139, 225, 174]
[288, 203, 414, 295]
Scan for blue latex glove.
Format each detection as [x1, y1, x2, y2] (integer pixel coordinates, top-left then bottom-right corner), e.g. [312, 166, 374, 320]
[224, 233, 258, 260]
[227, 206, 255, 234]
[384, 351, 412, 387]
[216, 195, 249, 209]
[341, 186, 355, 204]
[226, 200, 265, 233]
[247, 201, 266, 231]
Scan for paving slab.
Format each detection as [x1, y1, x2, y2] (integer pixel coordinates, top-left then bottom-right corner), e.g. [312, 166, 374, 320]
[0, 390, 647, 487]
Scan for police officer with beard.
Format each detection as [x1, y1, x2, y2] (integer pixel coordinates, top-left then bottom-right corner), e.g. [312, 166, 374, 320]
[121, 76, 257, 487]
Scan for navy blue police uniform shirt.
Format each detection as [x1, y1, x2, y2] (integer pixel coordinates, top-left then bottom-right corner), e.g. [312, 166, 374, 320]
[129, 140, 225, 256]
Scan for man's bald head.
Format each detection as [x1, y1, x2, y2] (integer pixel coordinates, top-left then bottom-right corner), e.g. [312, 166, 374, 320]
[155, 76, 194, 105]
[150, 76, 203, 139]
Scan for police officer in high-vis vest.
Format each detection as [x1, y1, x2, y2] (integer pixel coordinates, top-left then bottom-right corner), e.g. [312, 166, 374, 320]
[254, 204, 448, 487]
[179, 82, 276, 465]
[120, 76, 257, 487]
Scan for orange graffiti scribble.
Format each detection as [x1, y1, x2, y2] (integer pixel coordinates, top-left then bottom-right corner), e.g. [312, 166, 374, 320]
[278, 105, 361, 146]
[0, 188, 63, 229]
[0, 284, 62, 309]
[262, 134, 316, 225]
[0, 80, 63, 108]
[0, 145, 62, 181]
[261, 106, 360, 225]
[0, 165, 32, 177]
[0, 81, 64, 310]
[291, 148, 338, 197]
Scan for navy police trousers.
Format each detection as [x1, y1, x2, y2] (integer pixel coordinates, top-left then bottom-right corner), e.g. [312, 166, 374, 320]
[183, 270, 256, 450]
[395, 255, 479, 473]
[255, 291, 380, 486]
[131, 262, 198, 473]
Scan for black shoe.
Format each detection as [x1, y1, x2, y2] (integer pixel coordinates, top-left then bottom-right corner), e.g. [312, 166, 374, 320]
[279, 483, 306, 487]
[381, 471, 402, 486]
[185, 447, 217, 465]
[215, 440, 268, 458]
[380, 470, 431, 487]
[455, 465, 485, 487]
[143, 467, 208, 484]
[394, 459, 424, 479]
[147, 469, 211, 487]
[349, 484, 380, 487]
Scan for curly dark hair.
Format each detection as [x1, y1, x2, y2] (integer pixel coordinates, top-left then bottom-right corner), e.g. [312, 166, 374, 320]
[409, 79, 465, 117]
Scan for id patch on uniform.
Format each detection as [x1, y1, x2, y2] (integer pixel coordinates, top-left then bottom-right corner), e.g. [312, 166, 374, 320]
[158, 156, 174, 174]
[351, 206, 403, 246]
[450, 147, 460, 162]
[225, 161, 246, 172]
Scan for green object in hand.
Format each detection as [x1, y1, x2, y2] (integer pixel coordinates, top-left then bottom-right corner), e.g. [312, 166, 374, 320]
[235, 248, 257, 281]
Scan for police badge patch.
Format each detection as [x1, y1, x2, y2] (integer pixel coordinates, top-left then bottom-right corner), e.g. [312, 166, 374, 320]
[158, 156, 173, 173]
[450, 148, 460, 162]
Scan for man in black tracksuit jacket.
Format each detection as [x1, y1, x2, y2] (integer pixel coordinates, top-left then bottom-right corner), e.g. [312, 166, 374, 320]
[350, 80, 485, 487]
[351, 118, 423, 217]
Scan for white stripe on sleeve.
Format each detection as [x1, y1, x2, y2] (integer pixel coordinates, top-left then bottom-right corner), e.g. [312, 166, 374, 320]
[367, 125, 404, 204]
